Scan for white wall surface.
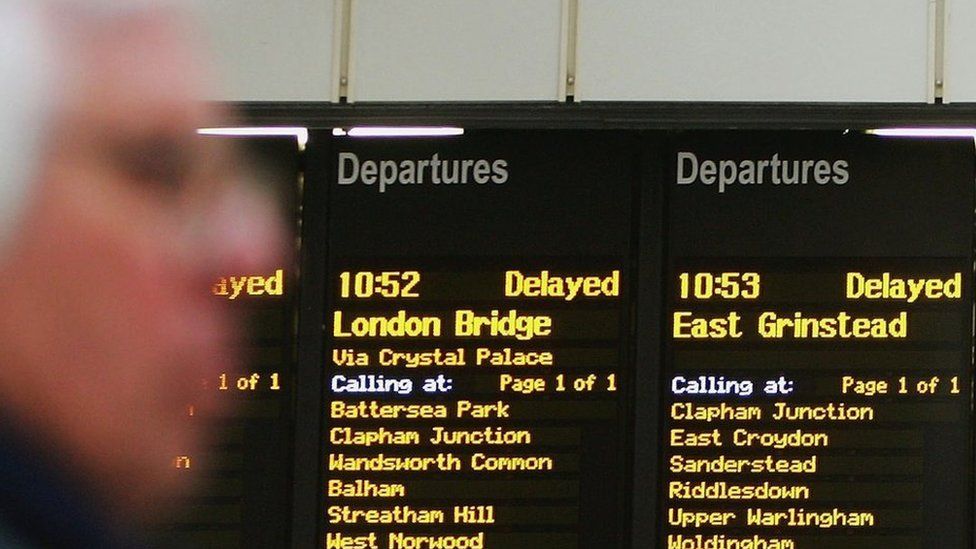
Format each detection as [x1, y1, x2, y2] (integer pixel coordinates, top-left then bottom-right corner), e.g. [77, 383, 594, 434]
[577, 0, 931, 102]
[195, 0, 945, 104]
[196, 0, 333, 102]
[947, 0, 976, 102]
[349, 0, 563, 102]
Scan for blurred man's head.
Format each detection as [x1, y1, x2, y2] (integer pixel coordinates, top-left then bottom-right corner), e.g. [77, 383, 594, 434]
[0, 0, 281, 529]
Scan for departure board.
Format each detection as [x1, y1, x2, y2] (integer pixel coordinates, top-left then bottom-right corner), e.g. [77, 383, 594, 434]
[660, 134, 975, 548]
[321, 132, 637, 549]
[188, 129, 976, 549]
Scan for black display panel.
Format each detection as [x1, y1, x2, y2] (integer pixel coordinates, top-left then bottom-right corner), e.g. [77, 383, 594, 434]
[320, 131, 637, 549]
[658, 133, 975, 548]
[175, 130, 976, 549]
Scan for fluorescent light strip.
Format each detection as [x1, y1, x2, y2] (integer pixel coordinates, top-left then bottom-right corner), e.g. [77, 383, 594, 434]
[197, 127, 309, 149]
[334, 126, 464, 138]
[867, 128, 976, 138]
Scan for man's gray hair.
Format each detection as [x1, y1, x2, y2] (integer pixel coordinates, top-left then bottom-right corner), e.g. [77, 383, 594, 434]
[0, 0, 193, 253]
[0, 1, 56, 253]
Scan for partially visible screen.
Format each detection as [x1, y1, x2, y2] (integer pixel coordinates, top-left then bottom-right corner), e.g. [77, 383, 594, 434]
[154, 137, 300, 548]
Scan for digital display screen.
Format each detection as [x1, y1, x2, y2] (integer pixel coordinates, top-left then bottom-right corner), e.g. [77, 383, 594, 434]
[155, 137, 300, 548]
[321, 132, 637, 549]
[659, 134, 974, 548]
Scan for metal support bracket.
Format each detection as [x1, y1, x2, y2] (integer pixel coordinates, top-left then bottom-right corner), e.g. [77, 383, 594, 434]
[930, 0, 947, 102]
[559, 0, 580, 101]
[332, 0, 353, 102]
